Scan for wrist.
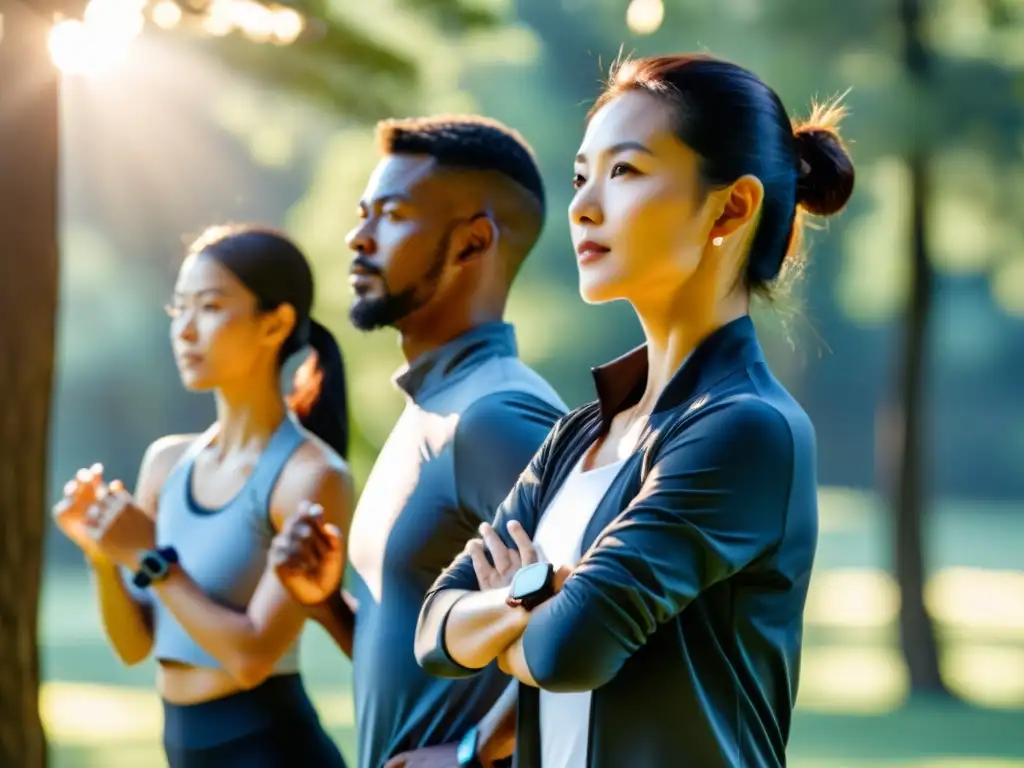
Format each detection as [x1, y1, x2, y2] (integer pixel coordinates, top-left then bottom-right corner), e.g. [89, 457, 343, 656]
[132, 546, 180, 589]
[497, 586, 530, 630]
[511, 600, 530, 632]
[474, 722, 501, 768]
[86, 551, 114, 571]
[309, 591, 341, 621]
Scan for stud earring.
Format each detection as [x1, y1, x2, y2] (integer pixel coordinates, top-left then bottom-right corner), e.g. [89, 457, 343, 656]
[712, 236, 724, 247]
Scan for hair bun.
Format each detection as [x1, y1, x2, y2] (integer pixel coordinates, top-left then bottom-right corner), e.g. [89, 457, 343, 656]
[793, 114, 855, 217]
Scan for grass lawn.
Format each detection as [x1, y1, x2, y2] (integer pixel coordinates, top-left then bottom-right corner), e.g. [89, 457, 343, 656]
[40, 488, 1024, 767]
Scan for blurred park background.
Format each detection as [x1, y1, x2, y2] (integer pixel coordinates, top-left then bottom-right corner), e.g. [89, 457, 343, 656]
[1, 0, 1023, 765]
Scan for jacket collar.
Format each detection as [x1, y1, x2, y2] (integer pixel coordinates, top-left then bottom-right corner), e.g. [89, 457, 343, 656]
[590, 315, 764, 428]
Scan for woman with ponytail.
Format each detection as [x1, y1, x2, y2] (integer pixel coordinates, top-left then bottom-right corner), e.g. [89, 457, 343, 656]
[53, 224, 350, 767]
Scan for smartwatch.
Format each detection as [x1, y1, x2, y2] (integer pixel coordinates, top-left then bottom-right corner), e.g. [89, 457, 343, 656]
[506, 561, 555, 611]
[457, 725, 484, 768]
[131, 546, 179, 589]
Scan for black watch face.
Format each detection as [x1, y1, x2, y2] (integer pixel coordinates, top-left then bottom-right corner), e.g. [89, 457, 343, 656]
[141, 553, 167, 578]
[512, 562, 551, 598]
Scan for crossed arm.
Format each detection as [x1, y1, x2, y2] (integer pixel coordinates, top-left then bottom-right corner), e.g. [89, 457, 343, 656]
[415, 399, 797, 693]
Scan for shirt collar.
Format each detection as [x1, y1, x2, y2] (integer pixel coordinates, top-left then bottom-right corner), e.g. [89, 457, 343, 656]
[393, 321, 518, 402]
[590, 315, 764, 428]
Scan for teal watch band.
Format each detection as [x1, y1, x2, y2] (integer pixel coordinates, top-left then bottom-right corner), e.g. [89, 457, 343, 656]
[457, 725, 483, 768]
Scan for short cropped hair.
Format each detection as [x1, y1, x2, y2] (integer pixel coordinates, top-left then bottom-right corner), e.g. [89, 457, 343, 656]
[375, 115, 546, 212]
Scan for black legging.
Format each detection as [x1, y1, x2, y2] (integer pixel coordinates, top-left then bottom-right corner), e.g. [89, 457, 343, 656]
[162, 674, 346, 767]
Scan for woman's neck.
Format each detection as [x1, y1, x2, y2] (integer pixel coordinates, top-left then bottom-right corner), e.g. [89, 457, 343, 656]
[212, 369, 286, 457]
[634, 291, 749, 414]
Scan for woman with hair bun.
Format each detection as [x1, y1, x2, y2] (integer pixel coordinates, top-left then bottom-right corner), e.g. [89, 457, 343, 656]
[416, 54, 855, 768]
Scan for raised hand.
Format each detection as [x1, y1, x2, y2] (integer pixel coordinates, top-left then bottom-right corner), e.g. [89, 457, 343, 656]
[52, 464, 108, 561]
[83, 479, 156, 571]
[466, 519, 540, 590]
[270, 501, 343, 606]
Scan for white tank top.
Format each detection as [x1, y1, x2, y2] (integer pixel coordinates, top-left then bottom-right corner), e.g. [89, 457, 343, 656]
[532, 455, 626, 768]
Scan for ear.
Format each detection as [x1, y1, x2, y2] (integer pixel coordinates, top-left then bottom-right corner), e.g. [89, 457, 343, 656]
[708, 174, 764, 246]
[261, 302, 297, 351]
[449, 213, 497, 265]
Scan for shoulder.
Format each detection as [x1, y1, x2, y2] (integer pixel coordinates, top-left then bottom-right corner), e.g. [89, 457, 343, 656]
[456, 389, 565, 445]
[135, 433, 201, 512]
[272, 430, 353, 526]
[543, 400, 603, 447]
[138, 433, 199, 487]
[665, 394, 798, 467]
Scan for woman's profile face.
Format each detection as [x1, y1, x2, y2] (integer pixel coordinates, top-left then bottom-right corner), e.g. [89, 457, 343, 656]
[167, 253, 278, 392]
[569, 90, 716, 308]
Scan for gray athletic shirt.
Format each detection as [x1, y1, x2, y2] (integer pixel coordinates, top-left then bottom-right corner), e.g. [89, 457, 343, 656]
[346, 322, 566, 768]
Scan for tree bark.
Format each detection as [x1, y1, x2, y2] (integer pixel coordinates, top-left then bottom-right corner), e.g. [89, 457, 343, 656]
[893, 152, 949, 695]
[892, 0, 951, 696]
[0, 0, 61, 764]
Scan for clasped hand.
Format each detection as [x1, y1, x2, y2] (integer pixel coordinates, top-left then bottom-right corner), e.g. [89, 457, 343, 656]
[466, 519, 541, 590]
[270, 501, 344, 605]
[52, 464, 156, 571]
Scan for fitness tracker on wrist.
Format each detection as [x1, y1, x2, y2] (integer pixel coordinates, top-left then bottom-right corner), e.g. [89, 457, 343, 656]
[506, 561, 555, 611]
[131, 546, 179, 589]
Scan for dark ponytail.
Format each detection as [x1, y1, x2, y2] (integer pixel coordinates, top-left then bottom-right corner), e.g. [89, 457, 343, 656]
[189, 223, 349, 460]
[287, 320, 349, 460]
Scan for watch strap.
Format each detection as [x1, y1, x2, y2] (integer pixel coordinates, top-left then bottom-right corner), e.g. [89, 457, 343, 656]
[131, 546, 178, 589]
[457, 725, 484, 768]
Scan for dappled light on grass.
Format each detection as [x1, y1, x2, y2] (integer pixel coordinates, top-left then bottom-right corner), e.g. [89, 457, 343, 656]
[41, 683, 162, 744]
[801, 565, 1024, 710]
[944, 645, 1024, 708]
[927, 568, 1024, 639]
[805, 568, 901, 629]
[799, 646, 908, 713]
[41, 682, 355, 747]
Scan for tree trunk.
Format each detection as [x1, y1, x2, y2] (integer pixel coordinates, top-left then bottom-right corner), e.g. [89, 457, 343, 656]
[0, 0, 61, 764]
[893, 152, 949, 695]
[892, 0, 951, 697]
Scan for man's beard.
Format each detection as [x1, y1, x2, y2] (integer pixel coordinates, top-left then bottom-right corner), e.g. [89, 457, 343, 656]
[348, 232, 449, 332]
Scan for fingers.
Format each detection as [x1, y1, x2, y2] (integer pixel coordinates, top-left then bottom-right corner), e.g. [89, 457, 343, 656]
[64, 464, 106, 511]
[272, 506, 334, 577]
[281, 509, 331, 550]
[77, 464, 105, 493]
[271, 530, 322, 571]
[466, 539, 495, 587]
[83, 483, 133, 536]
[84, 502, 114, 538]
[322, 523, 343, 550]
[53, 493, 73, 519]
[506, 520, 538, 565]
[479, 522, 511, 573]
